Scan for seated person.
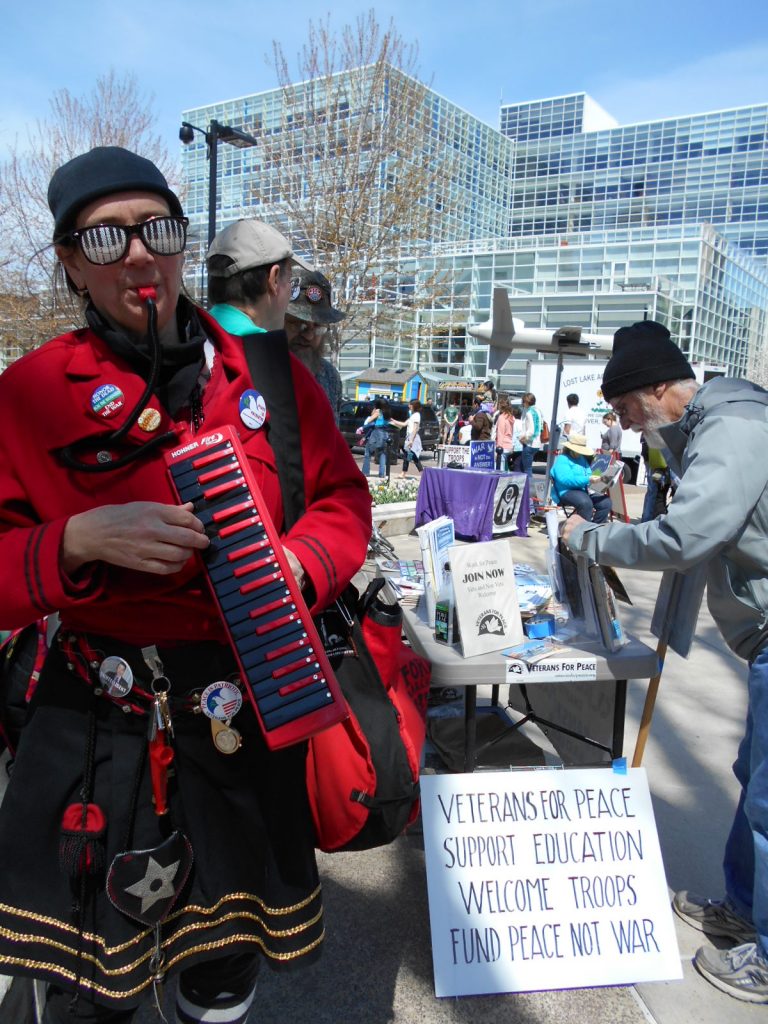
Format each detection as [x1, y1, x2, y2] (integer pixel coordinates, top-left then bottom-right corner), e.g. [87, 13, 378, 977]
[549, 435, 611, 523]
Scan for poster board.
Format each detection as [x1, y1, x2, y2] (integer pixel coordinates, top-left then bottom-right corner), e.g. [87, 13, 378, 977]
[438, 444, 470, 469]
[491, 474, 524, 537]
[470, 440, 496, 470]
[421, 767, 681, 997]
[450, 541, 524, 657]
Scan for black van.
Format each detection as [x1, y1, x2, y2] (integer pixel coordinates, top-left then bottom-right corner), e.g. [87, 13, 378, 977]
[339, 400, 440, 452]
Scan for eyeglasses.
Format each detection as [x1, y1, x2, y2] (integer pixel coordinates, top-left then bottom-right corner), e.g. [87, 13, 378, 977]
[285, 316, 327, 336]
[66, 216, 189, 265]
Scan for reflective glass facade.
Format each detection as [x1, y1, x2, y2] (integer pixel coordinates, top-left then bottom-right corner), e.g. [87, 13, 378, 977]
[180, 77, 768, 386]
[502, 94, 768, 258]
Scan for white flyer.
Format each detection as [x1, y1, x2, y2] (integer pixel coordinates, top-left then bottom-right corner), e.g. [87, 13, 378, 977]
[450, 540, 524, 657]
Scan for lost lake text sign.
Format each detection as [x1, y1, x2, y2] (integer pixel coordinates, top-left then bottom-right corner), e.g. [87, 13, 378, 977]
[421, 768, 681, 997]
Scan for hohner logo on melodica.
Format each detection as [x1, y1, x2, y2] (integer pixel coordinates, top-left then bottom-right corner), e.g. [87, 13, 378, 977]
[165, 425, 347, 750]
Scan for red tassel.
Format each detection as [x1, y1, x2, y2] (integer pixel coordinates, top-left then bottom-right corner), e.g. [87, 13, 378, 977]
[59, 802, 106, 880]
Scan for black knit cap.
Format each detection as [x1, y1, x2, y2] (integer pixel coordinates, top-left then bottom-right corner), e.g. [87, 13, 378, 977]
[48, 146, 183, 238]
[602, 320, 695, 401]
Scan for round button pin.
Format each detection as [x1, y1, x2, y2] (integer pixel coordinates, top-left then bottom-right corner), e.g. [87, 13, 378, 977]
[239, 389, 267, 430]
[98, 656, 134, 698]
[91, 384, 125, 419]
[138, 408, 162, 432]
[200, 681, 243, 722]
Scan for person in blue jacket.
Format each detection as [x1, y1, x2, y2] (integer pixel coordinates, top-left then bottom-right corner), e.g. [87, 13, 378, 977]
[549, 434, 611, 522]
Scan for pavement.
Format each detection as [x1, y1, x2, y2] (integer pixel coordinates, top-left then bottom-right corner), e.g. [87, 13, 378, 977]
[2, 472, 764, 1021]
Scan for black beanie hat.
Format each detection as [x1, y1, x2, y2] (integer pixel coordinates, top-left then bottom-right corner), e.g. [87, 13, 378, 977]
[602, 320, 695, 401]
[48, 146, 183, 238]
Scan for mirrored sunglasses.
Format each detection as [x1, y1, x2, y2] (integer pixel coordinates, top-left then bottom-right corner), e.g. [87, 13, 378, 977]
[67, 216, 189, 265]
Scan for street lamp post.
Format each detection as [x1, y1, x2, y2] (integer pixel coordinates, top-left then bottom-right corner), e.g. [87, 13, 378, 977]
[179, 119, 259, 248]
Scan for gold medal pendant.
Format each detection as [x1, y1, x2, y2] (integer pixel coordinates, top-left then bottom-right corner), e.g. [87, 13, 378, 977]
[211, 717, 242, 755]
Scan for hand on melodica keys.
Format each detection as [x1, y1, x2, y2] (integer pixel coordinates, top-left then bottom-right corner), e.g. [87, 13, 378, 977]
[61, 499, 210, 575]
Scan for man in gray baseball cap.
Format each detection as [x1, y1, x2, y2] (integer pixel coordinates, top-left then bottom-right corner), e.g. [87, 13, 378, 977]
[207, 219, 311, 335]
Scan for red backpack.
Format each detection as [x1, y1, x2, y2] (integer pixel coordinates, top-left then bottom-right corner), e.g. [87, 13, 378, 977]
[306, 581, 430, 852]
[239, 335, 430, 852]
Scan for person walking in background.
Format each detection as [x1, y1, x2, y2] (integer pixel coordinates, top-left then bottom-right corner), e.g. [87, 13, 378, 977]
[562, 319, 768, 1004]
[560, 392, 586, 441]
[360, 399, 393, 479]
[494, 397, 516, 470]
[470, 407, 493, 441]
[441, 400, 459, 444]
[392, 399, 424, 477]
[519, 392, 543, 482]
[284, 269, 346, 423]
[601, 411, 622, 453]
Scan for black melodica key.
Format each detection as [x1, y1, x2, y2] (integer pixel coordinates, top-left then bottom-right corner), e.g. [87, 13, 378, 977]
[165, 425, 347, 749]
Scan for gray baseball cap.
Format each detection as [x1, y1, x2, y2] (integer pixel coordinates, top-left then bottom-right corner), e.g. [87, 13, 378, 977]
[207, 219, 312, 277]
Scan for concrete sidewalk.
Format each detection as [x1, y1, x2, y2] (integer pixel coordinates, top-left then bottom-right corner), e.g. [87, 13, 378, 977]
[4, 485, 764, 1022]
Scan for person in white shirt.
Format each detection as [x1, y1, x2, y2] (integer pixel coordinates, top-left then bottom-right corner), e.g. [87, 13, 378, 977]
[560, 393, 586, 443]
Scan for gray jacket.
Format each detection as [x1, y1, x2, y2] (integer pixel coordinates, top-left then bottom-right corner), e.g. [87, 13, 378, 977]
[568, 377, 768, 661]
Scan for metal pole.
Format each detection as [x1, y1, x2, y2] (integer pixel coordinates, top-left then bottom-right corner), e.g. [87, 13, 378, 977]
[207, 120, 219, 249]
[543, 352, 565, 504]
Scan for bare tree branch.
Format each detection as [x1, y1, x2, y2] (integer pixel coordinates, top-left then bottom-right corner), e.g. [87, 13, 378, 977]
[257, 10, 456, 363]
[0, 70, 174, 364]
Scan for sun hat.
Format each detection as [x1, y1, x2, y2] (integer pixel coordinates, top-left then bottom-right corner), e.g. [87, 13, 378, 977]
[563, 434, 594, 457]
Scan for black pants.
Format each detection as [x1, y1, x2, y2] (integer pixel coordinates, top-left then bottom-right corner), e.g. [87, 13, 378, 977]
[41, 953, 260, 1023]
[402, 451, 423, 473]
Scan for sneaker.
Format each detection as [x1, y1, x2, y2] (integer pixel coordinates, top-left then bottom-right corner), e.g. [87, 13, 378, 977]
[673, 891, 756, 944]
[695, 942, 768, 1003]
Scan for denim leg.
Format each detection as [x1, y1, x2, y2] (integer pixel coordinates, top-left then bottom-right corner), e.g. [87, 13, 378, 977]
[641, 475, 658, 522]
[378, 449, 387, 476]
[559, 489, 593, 519]
[591, 492, 612, 524]
[520, 445, 534, 480]
[723, 647, 768, 955]
[361, 446, 371, 475]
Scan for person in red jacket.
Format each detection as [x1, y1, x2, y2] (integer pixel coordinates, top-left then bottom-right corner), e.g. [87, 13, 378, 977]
[0, 147, 371, 1024]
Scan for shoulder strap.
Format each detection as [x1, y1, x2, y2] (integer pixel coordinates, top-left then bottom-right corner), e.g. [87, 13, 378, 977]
[241, 330, 306, 530]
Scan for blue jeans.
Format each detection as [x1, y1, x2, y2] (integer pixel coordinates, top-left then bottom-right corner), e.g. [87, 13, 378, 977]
[723, 645, 768, 956]
[519, 445, 536, 480]
[362, 445, 387, 477]
[558, 488, 611, 524]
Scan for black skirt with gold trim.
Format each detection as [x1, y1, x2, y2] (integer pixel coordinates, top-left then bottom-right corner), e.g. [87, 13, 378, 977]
[0, 640, 323, 1008]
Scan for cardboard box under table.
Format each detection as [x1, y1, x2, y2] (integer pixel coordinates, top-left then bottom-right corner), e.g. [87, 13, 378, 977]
[401, 602, 659, 773]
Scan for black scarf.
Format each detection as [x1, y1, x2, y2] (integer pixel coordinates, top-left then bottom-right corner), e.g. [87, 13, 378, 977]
[85, 296, 206, 417]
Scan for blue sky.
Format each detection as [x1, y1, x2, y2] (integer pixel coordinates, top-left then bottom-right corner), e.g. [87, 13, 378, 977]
[2, 0, 767, 160]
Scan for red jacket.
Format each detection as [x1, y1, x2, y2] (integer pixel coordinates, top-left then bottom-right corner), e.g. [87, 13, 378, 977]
[0, 310, 371, 644]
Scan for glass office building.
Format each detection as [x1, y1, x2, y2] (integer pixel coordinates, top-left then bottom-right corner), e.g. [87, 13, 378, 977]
[180, 78, 768, 385]
[342, 223, 768, 390]
[181, 66, 513, 254]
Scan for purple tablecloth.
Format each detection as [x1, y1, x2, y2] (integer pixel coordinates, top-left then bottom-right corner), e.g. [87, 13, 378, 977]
[415, 467, 530, 541]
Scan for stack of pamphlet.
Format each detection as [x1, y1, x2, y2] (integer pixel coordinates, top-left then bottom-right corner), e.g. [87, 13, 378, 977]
[415, 517, 456, 622]
[376, 558, 425, 608]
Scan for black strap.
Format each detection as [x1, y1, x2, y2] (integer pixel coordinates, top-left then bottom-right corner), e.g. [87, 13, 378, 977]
[241, 330, 306, 530]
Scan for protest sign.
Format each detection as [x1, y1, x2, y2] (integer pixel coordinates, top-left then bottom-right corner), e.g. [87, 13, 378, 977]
[421, 767, 681, 997]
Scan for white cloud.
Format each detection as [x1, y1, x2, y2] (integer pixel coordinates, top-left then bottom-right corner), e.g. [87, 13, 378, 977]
[592, 43, 768, 125]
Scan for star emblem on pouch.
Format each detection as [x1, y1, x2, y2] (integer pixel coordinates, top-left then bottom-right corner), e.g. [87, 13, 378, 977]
[106, 829, 193, 926]
[124, 856, 180, 915]
[239, 389, 266, 430]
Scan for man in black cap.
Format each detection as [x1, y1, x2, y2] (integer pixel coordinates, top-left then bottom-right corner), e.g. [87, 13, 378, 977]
[284, 269, 346, 423]
[562, 319, 768, 1004]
